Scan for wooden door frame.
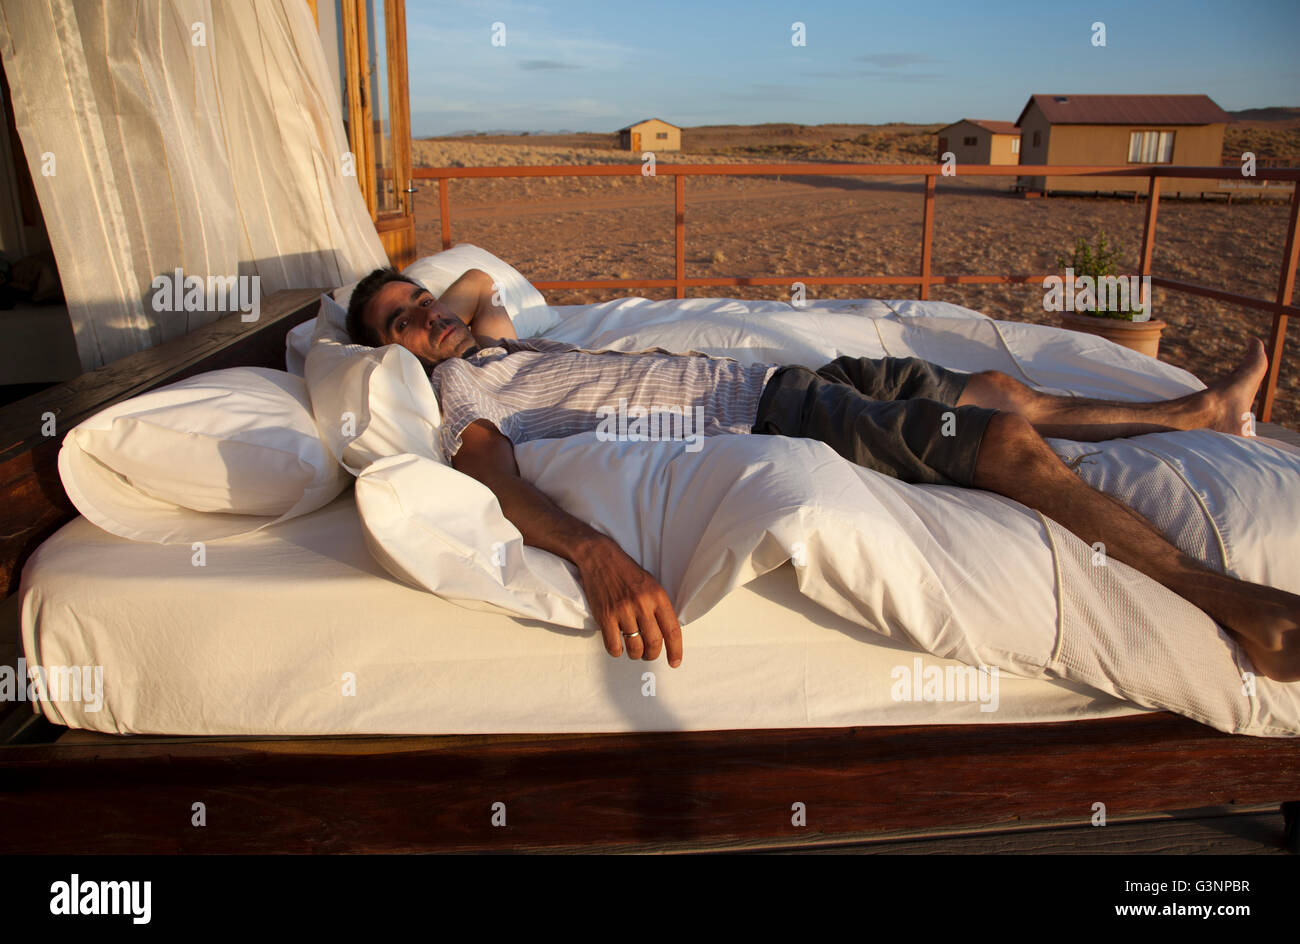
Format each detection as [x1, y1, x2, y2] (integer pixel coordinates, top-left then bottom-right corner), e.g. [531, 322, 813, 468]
[339, 0, 376, 217]
[382, 0, 412, 221]
[336, 0, 415, 266]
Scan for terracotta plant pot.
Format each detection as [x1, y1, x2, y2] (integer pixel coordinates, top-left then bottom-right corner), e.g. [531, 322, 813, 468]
[1058, 310, 1167, 358]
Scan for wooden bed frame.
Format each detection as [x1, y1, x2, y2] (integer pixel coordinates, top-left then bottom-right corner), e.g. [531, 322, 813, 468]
[2, 289, 1297, 853]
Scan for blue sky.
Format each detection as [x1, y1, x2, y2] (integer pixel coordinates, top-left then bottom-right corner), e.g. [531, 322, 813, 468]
[404, 0, 1299, 136]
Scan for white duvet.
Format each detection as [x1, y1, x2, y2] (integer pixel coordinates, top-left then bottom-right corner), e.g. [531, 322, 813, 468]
[346, 297, 1300, 737]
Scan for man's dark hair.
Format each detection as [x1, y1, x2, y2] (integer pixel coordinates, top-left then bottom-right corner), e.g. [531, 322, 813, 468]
[345, 266, 423, 347]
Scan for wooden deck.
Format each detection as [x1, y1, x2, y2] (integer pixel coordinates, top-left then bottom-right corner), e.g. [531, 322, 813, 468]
[1258, 420, 1300, 449]
[765, 806, 1291, 854]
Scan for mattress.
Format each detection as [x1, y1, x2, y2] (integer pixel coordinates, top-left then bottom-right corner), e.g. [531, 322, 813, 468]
[25, 294, 1297, 736]
[18, 488, 1146, 736]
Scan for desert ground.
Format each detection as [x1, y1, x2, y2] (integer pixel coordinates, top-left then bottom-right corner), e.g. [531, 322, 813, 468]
[411, 116, 1300, 426]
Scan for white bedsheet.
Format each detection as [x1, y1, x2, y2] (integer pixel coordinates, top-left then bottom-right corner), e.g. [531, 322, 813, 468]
[22, 296, 1300, 736]
[18, 491, 1144, 735]
[350, 296, 1300, 736]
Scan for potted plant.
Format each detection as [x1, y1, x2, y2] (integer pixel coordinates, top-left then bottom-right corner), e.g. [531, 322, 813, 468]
[1052, 231, 1166, 357]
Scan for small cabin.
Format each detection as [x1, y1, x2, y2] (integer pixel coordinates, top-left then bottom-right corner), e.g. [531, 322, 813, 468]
[936, 119, 1021, 165]
[1015, 94, 1232, 196]
[617, 118, 680, 152]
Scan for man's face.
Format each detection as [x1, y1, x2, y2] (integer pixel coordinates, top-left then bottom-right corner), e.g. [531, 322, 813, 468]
[362, 280, 475, 368]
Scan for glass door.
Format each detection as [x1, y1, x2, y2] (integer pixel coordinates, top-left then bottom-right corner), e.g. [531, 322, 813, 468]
[320, 0, 415, 267]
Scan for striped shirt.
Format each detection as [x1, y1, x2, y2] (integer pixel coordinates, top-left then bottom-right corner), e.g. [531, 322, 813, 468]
[430, 337, 780, 459]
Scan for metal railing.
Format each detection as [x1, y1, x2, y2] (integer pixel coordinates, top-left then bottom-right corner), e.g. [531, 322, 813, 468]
[412, 162, 1300, 422]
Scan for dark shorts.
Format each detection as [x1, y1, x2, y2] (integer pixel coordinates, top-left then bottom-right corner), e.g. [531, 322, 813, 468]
[752, 356, 1000, 487]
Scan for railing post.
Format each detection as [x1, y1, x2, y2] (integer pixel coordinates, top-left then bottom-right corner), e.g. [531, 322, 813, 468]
[438, 177, 452, 250]
[919, 174, 935, 300]
[1138, 173, 1161, 280]
[1136, 174, 1162, 321]
[675, 174, 686, 299]
[1261, 184, 1300, 423]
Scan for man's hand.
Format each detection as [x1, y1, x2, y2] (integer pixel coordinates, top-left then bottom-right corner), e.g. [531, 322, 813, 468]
[453, 419, 684, 667]
[571, 537, 683, 666]
[437, 268, 516, 345]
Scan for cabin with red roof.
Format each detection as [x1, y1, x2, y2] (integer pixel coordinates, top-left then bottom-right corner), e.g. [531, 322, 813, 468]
[936, 119, 1021, 166]
[1014, 93, 1232, 196]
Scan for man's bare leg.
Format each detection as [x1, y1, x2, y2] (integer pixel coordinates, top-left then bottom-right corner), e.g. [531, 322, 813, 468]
[956, 337, 1268, 441]
[973, 411, 1300, 682]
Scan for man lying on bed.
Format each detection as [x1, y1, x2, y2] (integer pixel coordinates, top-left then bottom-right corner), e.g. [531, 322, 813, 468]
[345, 265, 1299, 684]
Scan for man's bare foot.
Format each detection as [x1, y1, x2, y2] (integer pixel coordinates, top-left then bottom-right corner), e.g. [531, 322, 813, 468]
[1202, 337, 1268, 436]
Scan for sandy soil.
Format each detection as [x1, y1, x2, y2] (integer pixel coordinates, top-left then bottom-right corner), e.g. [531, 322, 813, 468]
[411, 122, 1300, 426]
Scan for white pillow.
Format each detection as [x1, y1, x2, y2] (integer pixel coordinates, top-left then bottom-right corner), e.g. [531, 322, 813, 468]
[285, 318, 315, 376]
[304, 293, 445, 474]
[402, 244, 556, 338]
[58, 367, 351, 544]
[355, 452, 591, 625]
[351, 434, 830, 629]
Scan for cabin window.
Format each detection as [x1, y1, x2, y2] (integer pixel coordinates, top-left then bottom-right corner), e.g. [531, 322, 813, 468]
[962, 136, 977, 146]
[656, 132, 667, 139]
[1128, 130, 1175, 163]
[1011, 138, 1020, 154]
[1032, 130, 1041, 148]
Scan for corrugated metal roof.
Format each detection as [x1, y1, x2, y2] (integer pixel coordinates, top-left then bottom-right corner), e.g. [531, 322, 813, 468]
[969, 119, 1020, 135]
[617, 118, 679, 131]
[1015, 94, 1233, 126]
[938, 118, 1020, 136]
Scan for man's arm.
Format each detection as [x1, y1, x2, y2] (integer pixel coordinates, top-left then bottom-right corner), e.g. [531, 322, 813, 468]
[437, 269, 518, 345]
[452, 418, 683, 667]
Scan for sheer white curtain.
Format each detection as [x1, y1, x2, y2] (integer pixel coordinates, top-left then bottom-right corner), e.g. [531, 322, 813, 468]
[0, 0, 387, 371]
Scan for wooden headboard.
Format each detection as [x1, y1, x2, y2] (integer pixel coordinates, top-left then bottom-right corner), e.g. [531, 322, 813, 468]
[0, 288, 324, 598]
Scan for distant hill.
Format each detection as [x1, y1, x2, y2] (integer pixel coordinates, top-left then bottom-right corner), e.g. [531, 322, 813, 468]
[427, 112, 1300, 139]
[1228, 107, 1300, 124]
[1222, 108, 1300, 162]
[442, 129, 556, 137]
[420, 115, 1298, 164]
[423, 121, 946, 145]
